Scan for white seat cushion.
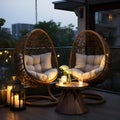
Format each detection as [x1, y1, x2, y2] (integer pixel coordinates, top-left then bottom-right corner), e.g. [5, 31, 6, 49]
[71, 68, 91, 81]
[71, 67, 103, 82]
[84, 64, 99, 72]
[27, 68, 58, 82]
[44, 68, 58, 81]
[71, 68, 83, 79]
[28, 70, 47, 81]
[18, 52, 57, 81]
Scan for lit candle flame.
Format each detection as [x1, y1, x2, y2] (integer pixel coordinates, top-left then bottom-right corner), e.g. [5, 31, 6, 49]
[5, 59, 8, 62]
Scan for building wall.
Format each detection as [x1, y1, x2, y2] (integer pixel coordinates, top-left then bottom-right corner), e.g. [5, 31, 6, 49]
[77, 7, 86, 33]
[12, 23, 34, 38]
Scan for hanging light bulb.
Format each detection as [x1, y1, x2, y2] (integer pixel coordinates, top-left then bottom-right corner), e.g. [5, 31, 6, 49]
[108, 13, 113, 22]
[0, 51, 2, 55]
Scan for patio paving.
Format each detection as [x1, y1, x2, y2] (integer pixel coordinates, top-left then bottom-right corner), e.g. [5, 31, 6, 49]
[0, 88, 120, 120]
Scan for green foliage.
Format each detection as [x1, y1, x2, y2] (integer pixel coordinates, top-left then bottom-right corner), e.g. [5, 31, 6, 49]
[0, 18, 6, 27]
[34, 20, 75, 46]
[0, 20, 75, 48]
[0, 30, 18, 48]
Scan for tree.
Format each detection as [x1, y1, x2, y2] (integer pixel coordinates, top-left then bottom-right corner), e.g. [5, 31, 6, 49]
[0, 30, 18, 48]
[0, 18, 18, 48]
[34, 20, 75, 46]
[0, 18, 6, 30]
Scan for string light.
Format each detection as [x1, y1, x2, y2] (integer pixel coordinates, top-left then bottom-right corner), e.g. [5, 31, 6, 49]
[4, 50, 9, 54]
[57, 54, 60, 58]
[9, 55, 12, 58]
[0, 51, 2, 55]
[5, 59, 8, 63]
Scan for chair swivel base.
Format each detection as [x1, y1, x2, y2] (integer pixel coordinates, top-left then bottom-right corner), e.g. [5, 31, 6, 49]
[25, 95, 58, 107]
[82, 92, 105, 105]
[25, 85, 58, 107]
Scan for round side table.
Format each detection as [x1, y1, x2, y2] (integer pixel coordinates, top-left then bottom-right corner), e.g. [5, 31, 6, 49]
[55, 82, 89, 115]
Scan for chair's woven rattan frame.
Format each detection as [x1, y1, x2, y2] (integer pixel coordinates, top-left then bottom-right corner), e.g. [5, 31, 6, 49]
[69, 30, 111, 104]
[14, 29, 58, 106]
[69, 30, 111, 85]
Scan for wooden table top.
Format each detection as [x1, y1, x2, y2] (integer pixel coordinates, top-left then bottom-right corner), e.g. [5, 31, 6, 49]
[56, 81, 89, 89]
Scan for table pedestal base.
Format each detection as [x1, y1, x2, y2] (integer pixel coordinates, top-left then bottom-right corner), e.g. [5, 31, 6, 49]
[55, 89, 88, 115]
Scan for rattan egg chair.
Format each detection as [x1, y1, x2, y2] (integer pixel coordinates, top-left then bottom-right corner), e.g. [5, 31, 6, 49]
[69, 30, 111, 104]
[14, 29, 58, 106]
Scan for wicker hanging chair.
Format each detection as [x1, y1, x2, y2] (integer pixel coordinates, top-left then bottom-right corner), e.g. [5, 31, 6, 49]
[14, 29, 58, 106]
[69, 30, 111, 104]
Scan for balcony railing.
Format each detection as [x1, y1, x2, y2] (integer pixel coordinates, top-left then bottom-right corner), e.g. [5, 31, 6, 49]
[0, 47, 120, 92]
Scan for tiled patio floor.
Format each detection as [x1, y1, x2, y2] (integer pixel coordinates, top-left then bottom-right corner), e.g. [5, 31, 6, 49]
[0, 88, 120, 120]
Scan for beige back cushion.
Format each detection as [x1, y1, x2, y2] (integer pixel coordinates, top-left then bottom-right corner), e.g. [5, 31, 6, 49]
[75, 53, 105, 72]
[75, 53, 87, 70]
[25, 52, 52, 72]
[40, 52, 52, 71]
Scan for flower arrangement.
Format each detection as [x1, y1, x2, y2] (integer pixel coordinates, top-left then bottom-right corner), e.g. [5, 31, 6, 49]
[59, 65, 72, 83]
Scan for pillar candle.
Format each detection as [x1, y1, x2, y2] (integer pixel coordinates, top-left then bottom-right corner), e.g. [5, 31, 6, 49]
[11, 94, 23, 108]
[0, 89, 7, 105]
[79, 81, 83, 86]
[61, 75, 67, 83]
[7, 85, 12, 104]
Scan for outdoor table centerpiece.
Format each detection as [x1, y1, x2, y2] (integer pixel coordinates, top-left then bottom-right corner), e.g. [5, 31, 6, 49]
[59, 65, 72, 84]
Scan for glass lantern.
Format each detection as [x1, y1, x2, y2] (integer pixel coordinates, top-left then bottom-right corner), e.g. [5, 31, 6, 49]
[7, 79, 14, 105]
[10, 79, 26, 111]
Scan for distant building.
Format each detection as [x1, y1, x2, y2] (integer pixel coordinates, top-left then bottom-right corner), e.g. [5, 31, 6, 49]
[12, 23, 34, 38]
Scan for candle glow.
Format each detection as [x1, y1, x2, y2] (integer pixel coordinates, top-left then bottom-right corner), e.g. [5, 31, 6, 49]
[7, 85, 12, 104]
[61, 75, 67, 83]
[11, 94, 23, 108]
[79, 81, 83, 86]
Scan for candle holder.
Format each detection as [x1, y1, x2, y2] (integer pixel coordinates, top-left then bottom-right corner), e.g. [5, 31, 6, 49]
[10, 79, 26, 111]
[7, 79, 14, 105]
